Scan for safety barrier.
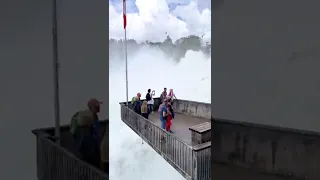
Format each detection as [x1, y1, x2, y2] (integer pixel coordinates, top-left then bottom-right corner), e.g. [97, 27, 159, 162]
[32, 121, 108, 180]
[120, 98, 211, 180]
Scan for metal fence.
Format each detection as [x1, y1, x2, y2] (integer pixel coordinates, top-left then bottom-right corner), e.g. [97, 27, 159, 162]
[32, 124, 108, 180]
[193, 143, 211, 180]
[121, 103, 207, 180]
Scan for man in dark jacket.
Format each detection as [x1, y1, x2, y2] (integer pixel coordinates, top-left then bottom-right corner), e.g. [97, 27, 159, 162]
[133, 93, 142, 115]
[70, 98, 103, 168]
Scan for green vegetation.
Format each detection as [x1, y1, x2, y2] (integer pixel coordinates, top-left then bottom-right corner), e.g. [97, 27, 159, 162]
[109, 35, 211, 61]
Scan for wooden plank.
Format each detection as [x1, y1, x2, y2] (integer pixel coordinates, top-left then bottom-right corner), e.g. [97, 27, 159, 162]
[189, 122, 211, 133]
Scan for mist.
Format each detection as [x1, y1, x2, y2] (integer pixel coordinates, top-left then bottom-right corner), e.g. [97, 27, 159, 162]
[109, 44, 211, 179]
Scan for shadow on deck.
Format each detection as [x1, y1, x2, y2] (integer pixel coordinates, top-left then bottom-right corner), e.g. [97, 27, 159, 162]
[148, 112, 210, 145]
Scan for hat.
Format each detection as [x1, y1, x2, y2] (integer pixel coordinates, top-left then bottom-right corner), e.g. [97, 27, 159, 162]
[87, 98, 103, 108]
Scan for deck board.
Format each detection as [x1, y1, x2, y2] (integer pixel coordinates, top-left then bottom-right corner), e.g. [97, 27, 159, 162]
[149, 113, 298, 179]
[148, 112, 211, 145]
[189, 122, 211, 133]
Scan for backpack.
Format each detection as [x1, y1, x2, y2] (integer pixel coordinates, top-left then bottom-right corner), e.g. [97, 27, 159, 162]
[69, 110, 94, 135]
[131, 96, 137, 109]
[146, 93, 151, 101]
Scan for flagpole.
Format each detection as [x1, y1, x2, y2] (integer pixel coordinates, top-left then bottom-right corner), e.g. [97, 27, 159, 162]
[125, 30, 128, 106]
[52, 0, 60, 143]
[123, 0, 128, 106]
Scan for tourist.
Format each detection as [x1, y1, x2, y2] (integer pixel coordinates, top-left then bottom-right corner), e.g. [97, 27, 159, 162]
[141, 100, 149, 119]
[160, 87, 167, 103]
[166, 104, 174, 133]
[132, 93, 142, 115]
[146, 89, 155, 114]
[168, 89, 177, 105]
[159, 98, 168, 129]
[69, 98, 103, 168]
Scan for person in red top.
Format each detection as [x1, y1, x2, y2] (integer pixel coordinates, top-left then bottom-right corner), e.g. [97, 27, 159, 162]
[166, 104, 174, 133]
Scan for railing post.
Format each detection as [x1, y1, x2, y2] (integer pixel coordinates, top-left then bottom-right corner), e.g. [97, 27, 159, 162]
[192, 150, 198, 180]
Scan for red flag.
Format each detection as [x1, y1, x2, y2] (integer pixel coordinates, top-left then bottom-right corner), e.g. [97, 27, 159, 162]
[123, 0, 127, 29]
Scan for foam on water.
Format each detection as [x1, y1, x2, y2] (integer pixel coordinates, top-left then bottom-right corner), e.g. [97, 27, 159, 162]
[109, 46, 211, 179]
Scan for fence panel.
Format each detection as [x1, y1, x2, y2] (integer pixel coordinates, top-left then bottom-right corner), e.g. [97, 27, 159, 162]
[120, 104, 194, 179]
[193, 145, 211, 180]
[33, 130, 108, 180]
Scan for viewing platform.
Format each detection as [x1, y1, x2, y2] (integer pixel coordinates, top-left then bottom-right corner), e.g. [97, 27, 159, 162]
[32, 120, 109, 180]
[148, 112, 211, 145]
[120, 98, 211, 180]
[121, 97, 320, 180]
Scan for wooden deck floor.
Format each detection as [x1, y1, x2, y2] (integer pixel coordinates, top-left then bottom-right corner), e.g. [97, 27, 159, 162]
[149, 113, 299, 180]
[148, 112, 211, 145]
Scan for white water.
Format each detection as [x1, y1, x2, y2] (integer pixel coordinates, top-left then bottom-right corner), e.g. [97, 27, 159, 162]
[109, 47, 211, 180]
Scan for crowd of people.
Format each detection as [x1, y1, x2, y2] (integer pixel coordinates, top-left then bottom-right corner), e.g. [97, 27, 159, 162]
[131, 87, 177, 133]
[66, 88, 177, 170]
[69, 98, 108, 172]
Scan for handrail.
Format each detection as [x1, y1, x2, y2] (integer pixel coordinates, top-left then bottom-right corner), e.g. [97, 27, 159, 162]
[119, 97, 211, 106]
[120, 103, 192, 148]
[33, 121, 108, 180]
[120, 104, 194, 179]
[119, 99, 211, 180]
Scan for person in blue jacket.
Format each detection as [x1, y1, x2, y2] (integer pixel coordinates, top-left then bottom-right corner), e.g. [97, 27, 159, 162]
[159, 98, 169, 129]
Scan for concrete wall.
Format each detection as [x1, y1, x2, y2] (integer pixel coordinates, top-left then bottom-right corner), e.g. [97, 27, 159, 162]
[212, 118, 320, 180]
[133, 98, 211, 119]
[173, 100, 211, 119]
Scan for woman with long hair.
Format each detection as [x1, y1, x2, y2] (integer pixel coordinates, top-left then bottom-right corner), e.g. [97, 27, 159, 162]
[141, 100, 149, 119]
[168, 89, 177, 105]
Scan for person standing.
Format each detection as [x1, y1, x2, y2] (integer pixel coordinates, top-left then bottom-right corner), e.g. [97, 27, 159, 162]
[168, 89, 177, 105]
[159, 98, 168, 129]
[141, 100, 149, 119]
[146, 89, 155, 114]
[166, 104, 174, 133]
[160, 87, 167, 103]
[69, 98, 103, 168]
[132, 93, 142, 115]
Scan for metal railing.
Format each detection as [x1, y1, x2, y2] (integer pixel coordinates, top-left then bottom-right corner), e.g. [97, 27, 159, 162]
[32, 123, 108, 180]
[120, 104, 194, 179]
[193, 143, 211, 180]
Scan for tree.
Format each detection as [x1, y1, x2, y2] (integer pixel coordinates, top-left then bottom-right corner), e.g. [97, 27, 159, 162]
[109, 35, 211, 62]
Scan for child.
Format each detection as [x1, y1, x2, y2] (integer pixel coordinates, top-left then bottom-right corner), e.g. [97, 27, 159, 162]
[166, 104, 174, 133]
